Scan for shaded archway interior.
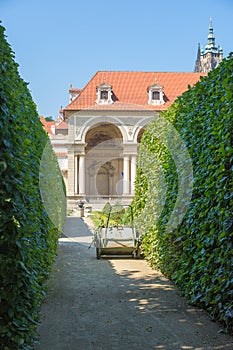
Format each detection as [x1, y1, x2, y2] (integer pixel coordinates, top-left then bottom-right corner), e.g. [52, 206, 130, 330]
[85, 122, 123, 149]
[85, 123, 123, 197]
[137, 127, 146, 143]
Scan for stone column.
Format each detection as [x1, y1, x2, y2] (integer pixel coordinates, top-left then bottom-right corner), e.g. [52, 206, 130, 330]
[74, 155, 78, 194]
[67, 149, 75, 196]
[130, 155, 137, 194]
[79, 154, 85, 195]
[123, 155, 130, 194]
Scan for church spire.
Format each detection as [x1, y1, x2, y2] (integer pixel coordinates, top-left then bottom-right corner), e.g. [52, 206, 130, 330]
[206, 16, 216, 52]
[194, 43, 201, 72]
[194, 17, 223, 73]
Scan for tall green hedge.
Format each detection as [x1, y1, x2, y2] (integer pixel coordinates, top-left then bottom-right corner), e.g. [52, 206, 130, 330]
[0, 24, 66, 349]
[133, 53, 233, 333]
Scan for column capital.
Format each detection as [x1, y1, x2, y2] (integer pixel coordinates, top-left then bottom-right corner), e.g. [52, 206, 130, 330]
[75, 145, 86, 155]
[67, 143, 86, 153]
[122, 142, 138, 155]
[76, 150, 85, 156]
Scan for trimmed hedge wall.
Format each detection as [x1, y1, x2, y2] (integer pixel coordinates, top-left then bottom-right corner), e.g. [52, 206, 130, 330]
[133, 53, 233, 333]
[0, 24, 66, 349]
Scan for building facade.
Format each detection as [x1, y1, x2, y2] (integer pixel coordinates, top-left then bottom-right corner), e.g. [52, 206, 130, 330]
[48, 71, 205, 209]
[41, 20, 223, 209]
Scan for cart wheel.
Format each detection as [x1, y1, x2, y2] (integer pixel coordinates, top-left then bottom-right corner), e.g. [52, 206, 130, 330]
[135, 247, 142, 259]
[96, 248, 101, 259]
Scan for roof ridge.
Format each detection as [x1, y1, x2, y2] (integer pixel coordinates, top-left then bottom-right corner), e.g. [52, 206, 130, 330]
[63, 71, 206, 112]
[94, 70, 204, 74]
[65, 71, 99, 109]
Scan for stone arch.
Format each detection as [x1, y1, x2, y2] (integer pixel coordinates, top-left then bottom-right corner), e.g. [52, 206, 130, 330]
[85, 122, 123, 150]
[80, 116, 127, 143]
[133, 116, 156, 143]
[85, 122, 123, 198]
[96, 161, 115, 196]
[137, 127, 146, 143]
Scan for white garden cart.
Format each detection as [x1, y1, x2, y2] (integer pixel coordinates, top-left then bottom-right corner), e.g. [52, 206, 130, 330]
[93, 204, 141, 259]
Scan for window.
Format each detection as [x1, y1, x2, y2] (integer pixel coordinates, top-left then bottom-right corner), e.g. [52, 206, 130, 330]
[147, 80, 165, 105]
[96, 82, 113, 104]
[152, 91, 160, 100]
[100, 90, 108, 100]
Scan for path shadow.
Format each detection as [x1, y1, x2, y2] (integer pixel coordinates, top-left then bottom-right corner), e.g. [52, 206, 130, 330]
[35, 217, 233, 350]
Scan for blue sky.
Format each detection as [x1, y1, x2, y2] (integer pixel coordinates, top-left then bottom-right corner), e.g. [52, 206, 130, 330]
[1, 0, 233, 119]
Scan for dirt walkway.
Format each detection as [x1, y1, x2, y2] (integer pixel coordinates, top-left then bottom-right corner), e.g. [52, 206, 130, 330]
[35, 217, 233, 350]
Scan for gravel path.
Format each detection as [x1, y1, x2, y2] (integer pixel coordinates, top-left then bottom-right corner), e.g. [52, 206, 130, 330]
[34, 217, 233, 350]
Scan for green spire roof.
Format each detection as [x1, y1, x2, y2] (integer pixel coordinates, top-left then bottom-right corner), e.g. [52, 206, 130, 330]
[203, 17, 221, 55]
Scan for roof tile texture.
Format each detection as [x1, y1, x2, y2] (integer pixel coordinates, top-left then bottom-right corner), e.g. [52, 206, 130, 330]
[65, 71, 205, 112]
[40, 117, 54, 135]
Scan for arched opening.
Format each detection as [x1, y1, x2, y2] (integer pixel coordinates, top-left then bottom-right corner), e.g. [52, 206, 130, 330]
[85, 123, 123, 198]
[96, 161, 116, 196]
[96, 165, 109, 196]
[137, 127, 146, 143]
[85, 122, 122, 150]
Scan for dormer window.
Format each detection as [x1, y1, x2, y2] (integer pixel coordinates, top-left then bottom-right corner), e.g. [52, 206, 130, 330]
[152, 91, 160, 101]
[147, 80, 165, 105]
[100, 90, 108, 100]
[96, 82, 113, 104]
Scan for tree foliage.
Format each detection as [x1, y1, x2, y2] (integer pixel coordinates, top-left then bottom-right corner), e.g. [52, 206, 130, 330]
[132, 53, 233, 333]
[0, 24, 66, 349]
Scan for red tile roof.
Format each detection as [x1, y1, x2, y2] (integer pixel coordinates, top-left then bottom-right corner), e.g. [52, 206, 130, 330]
[69, 87, 82, 94]
[55, 120, 68, 129]
[64, 71, 206, 112]
[40, 116, 55, 135]
[56, 152, 68, 157]
[85, 101, 151, 111]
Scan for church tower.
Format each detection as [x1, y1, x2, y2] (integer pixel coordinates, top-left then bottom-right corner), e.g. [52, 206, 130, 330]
[194, 17, 223, 73]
